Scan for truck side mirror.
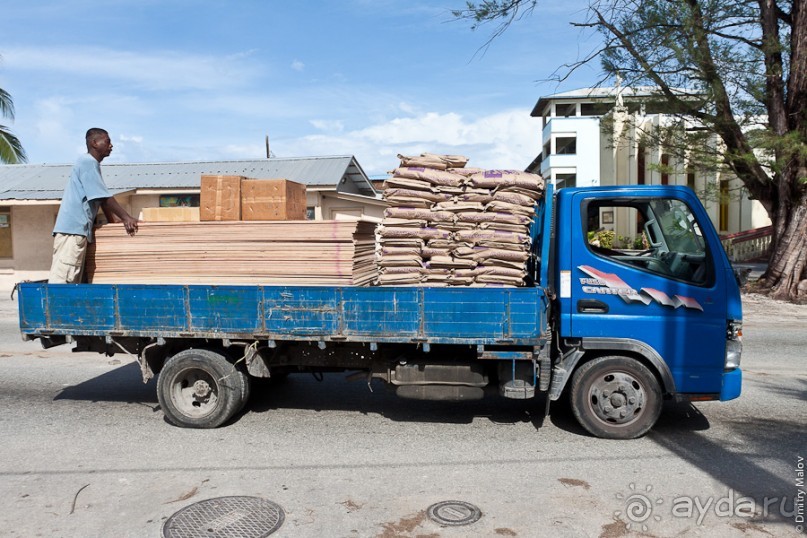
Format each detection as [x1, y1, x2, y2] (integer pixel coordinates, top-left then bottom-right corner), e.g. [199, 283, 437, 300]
[732, 266, 752, 287]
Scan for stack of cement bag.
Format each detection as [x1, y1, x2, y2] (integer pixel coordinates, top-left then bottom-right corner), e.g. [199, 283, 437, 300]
[377, 153, 545, 287]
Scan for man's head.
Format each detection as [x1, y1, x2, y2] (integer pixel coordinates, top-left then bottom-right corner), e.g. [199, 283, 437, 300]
[85, 128, 113, 162]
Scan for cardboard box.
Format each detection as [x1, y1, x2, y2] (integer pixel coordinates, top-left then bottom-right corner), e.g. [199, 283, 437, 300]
[200, 175, 242, 221]
[241, 179, 307, 221]
[140, 207, 200, 222]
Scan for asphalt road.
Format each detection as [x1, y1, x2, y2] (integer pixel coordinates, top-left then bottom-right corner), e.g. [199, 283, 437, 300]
[0, 293, 804, 538]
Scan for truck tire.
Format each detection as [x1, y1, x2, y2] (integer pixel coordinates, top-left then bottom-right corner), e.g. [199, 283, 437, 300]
[234, 365, 252, 413]
[157, 349, 246, 428]
[569, 356, 662, 439]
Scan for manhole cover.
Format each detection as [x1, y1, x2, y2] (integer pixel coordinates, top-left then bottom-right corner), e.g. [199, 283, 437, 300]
[426, 500, 482, 526]
[162, 496, 284, 538]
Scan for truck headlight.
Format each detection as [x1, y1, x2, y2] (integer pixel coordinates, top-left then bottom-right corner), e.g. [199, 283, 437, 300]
[725, 319, 742, 369]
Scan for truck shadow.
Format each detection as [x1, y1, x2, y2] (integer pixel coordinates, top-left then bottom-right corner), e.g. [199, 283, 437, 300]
[246, 373, 548, 428]
[53, 361, 158, 407]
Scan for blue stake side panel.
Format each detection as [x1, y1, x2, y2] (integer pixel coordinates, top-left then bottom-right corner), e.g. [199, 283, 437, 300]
[18, 282, 548, 345]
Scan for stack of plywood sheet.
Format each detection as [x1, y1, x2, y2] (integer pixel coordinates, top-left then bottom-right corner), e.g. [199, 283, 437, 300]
[86, 220, 378, 286]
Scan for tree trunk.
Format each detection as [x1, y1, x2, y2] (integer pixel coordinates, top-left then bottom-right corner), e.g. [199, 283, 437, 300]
[761, 164, 807, 301]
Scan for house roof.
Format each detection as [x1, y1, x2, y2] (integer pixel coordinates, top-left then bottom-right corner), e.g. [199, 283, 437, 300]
[530, 86, 705, 116]
[0, 155, 378, 201]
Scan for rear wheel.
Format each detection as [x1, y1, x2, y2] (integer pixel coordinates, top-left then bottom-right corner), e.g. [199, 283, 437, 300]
[157, 349, 245, 428]
[570, 356, 662, 439]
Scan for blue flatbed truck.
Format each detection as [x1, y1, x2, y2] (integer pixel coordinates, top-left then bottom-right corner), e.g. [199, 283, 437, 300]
[16, 185, 743, 439]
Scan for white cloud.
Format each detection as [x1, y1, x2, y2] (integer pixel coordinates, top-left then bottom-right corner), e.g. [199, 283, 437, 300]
[291, 59, 305, 72]
[278, 108, 540, 175]
[310, 119, 344, 132]
[3, 46, 258, 91]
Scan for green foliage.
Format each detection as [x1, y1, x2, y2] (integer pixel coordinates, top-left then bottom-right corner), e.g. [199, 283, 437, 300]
[0, 74, 27, 164]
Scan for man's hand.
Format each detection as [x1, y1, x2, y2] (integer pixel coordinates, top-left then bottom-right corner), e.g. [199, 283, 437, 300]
[122, 215, 139, 236]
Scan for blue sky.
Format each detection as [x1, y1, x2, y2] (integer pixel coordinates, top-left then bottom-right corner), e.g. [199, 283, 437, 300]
[1, 0, 599, 176]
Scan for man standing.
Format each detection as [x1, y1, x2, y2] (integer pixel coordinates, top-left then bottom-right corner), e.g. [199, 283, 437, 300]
[49, 128, 139, 283]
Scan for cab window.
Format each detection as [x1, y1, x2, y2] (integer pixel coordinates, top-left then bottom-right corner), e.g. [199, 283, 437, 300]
[584, 198, 712, 285]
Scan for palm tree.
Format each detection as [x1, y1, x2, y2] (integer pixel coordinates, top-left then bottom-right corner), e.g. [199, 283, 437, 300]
[0, 87, 27, 164]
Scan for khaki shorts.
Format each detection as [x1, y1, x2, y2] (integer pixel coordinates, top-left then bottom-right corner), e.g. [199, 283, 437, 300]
[49, 233, 88, 284]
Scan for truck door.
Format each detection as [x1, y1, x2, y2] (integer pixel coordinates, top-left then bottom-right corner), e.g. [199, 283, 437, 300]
[567, 190, 728, 394]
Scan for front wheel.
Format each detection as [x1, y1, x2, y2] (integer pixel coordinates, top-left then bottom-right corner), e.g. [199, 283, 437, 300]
[570, 356, 662, 439]
[157, 349, 246, 428]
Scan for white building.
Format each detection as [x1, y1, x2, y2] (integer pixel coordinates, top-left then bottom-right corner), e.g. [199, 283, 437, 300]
[527, 87, 770, 236]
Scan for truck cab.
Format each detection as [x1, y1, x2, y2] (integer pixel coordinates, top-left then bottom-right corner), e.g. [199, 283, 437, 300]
[550, 185, 743, 438]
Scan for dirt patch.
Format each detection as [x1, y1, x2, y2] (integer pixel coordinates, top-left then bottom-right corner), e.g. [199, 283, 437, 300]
[378, 510, 438, 538]
[559, 477, 591, 490]
[599, 518, 629, 538]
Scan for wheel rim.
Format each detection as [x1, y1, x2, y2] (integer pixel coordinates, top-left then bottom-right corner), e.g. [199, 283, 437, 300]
[586, 371, 646, 427]
[169, 367, 220, 418]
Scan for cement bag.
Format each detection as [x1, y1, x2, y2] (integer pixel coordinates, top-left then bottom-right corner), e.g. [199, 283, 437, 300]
[380, 266, 424, 275]
[379, 238, 424, 249]
[447, 167, 485, 177]
[492, 190, 536, 206]
[384, 207, 456, 223]
[475, 265, 527, 278]
[469, 170, 545, 191]
[456, 212, 532, 226]
[478, 258, 528, 270]
[475, 274, 525, 286]
[433, 201, 486, 212]
[453, 192, 494, 204]
[379, 226, 452, 241]
[380, 218, 428, 228]
[447, 276, 476, 286]
[425, 153, 469, 168]
[421, 247, 452, 259]
[383, 177, 434, 191]
[393, 167, 466, 188]
[378, 273, 424, 285]
[398, 154, 448, 170]
[384, 188, 451, 204]
[426, 256, 477, 269]
[454, 247, 530, 262]
[477, 222, 531, 233]
[497, 185, 544, 200]
[433, 221, 476, 231]
[455, 229, 530, 246]
[485, 200, 536, 216]
[380, 246, 422, 257]
[378, 255, 423, 268]
[427, 239, 464, 250]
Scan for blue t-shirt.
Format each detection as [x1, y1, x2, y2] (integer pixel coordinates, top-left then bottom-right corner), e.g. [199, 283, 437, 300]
[52, 154, 112, 242]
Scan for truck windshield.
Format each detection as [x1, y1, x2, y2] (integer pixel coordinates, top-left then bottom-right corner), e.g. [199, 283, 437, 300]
[585, 197, 711, 285]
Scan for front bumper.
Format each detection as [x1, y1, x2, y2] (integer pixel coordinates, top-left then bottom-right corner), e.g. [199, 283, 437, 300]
[719, 368, 742, 401]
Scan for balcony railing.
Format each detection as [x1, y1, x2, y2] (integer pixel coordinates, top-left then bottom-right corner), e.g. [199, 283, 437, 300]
[720, 226, 772, 262]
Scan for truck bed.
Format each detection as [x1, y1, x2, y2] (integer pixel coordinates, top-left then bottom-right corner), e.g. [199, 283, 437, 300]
[17, 283, 550, 346]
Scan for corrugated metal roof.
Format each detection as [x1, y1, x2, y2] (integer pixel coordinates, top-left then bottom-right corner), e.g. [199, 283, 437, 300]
[0, 155, 378, 201]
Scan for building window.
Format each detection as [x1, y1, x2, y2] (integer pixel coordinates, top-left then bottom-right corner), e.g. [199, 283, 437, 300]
[580, 102, 612, 116]
[160, 194, 200, 207]
[306, 207, 316, 220]
[0, 208, 11, 258]
[661, 154, 670, 185]
[555, 173, 577, 188]
[555, 136, 577, 155]
[556, 103, 576, 117]
[687, 167, 696, 190]
[543, 141, 551, 158]
[719, 180, 729, 231]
